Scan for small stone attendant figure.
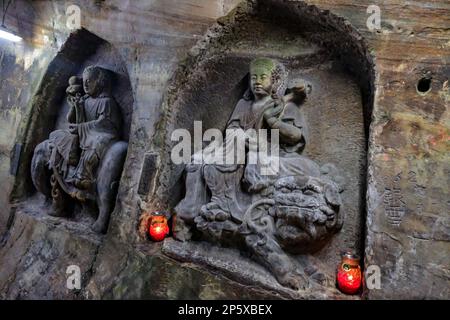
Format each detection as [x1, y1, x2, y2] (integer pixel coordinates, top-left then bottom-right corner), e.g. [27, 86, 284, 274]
[66, 75, 84, 98]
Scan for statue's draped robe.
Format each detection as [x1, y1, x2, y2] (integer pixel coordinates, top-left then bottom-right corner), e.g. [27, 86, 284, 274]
[74, 93, 122, 181]
[176, 97, 322, 224]
[228, 98, 321, 191]
[48, 93, 122, 185]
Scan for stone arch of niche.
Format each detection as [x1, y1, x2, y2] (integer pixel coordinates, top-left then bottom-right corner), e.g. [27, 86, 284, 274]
[10, 28, 134, 213]
[143, 0, 375, 297]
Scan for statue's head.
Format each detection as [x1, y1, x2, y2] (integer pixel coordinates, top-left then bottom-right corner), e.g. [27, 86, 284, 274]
[82, 66, 111, 97]
[246, 57, 287, 101]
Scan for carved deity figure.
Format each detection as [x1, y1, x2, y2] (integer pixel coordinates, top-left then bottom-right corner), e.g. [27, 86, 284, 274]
[65, 66, 122, 190]
[31, 66, 128, 233]
[175, 58, 344, 289]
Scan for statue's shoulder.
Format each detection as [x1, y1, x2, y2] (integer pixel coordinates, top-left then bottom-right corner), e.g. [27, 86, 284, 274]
[97, 93, 113, 101]
[229, 98, 251, 123]
[234, 98, 251, 113]
[96, 93, 118, 107]
[237, 98, 251, 106]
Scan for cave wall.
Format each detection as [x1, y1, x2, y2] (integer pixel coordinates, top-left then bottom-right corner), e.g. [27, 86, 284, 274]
[306, 0, 449, 299]
[0, 0, 448, 299]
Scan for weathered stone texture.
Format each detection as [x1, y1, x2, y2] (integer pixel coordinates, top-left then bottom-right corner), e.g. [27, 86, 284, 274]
[0, 0, 448, 299]
[308, 0, 450, 299]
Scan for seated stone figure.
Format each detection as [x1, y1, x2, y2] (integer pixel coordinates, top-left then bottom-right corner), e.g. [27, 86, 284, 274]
[174, 58, 344, 289]
[31, 66, 128, 233]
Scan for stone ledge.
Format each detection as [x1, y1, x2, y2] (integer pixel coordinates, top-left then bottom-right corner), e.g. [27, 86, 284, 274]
[0, 204, 101, 299]
[9, 195, 104, 245]
[162, 238, 358, 300]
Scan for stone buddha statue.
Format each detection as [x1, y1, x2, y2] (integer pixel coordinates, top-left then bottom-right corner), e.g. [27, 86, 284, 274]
[65, 66, 122, 191]
[31, 65, 127, 233]
[174, 57, 344, 289]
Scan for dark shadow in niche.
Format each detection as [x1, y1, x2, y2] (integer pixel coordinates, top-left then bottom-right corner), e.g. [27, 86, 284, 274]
[149, 0, 375, 299]
[10, 28, 134, 234]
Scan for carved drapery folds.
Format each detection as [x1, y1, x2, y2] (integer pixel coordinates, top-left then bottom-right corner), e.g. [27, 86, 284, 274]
[174, 58, 345, 289]
[31, 65, 128, 234]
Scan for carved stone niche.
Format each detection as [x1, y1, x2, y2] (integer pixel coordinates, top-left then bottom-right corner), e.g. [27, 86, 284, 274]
[12, 28, 134, 235]
[152, 1, 374, 299]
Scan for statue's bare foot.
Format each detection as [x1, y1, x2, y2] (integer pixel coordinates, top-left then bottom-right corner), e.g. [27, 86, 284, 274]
[92, 220, 107, 234]
[248, 181, 269, 193]
[201, 202, 230, 221]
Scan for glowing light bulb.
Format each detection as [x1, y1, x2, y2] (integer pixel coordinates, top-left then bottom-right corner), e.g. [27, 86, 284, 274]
[0, 27, 22, 43]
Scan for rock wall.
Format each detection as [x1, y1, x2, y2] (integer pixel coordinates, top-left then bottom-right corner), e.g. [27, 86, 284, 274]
[0, 0, 448, 299]
[306, 0, 449, 299]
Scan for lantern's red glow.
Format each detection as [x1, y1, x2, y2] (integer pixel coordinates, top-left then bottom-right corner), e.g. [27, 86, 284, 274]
[337, 252, 362, 295]
[148, 212, 169, 242]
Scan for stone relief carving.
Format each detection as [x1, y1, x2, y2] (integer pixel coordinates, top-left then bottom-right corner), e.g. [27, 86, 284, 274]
[174, 58, 345, 289]
[31, 66, 128, 234]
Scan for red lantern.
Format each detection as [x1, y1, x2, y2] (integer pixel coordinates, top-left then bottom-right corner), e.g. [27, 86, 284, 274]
[337, 251, 362, 295]
[148, 211, 169, 242]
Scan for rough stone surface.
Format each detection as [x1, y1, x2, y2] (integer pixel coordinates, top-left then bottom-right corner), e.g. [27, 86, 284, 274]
[0, 198, 101, 299]
[0, 0, 448, 299]
[162, 239, 355, 299]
